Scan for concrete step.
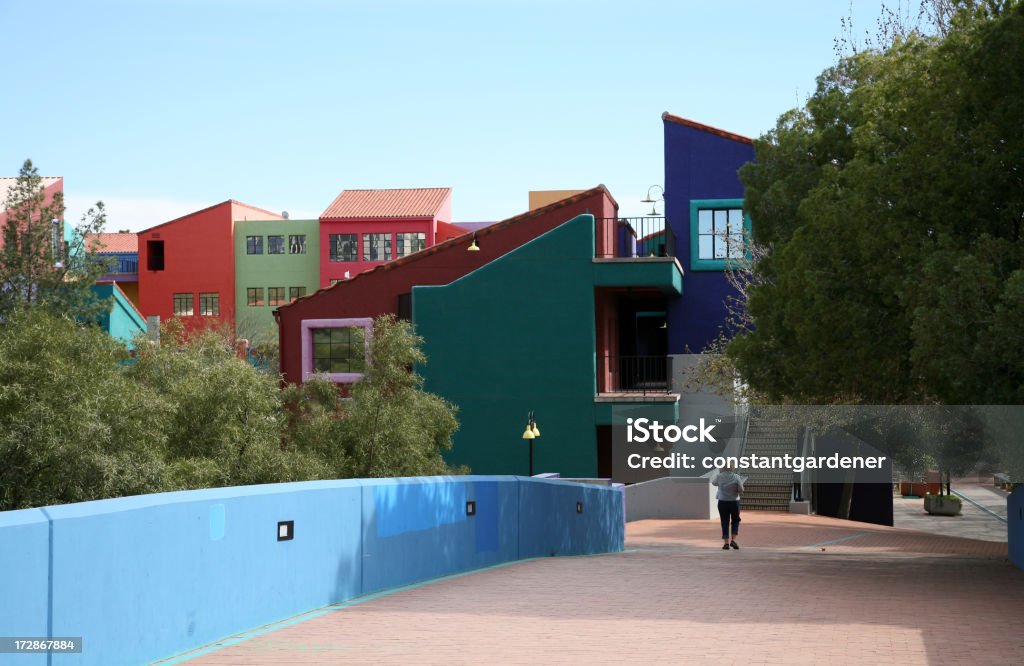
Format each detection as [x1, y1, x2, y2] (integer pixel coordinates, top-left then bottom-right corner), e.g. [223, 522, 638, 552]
[744, 503, 789, 511]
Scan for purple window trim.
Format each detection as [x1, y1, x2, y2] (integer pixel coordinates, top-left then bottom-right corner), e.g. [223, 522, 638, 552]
[300, 317, 373, 383]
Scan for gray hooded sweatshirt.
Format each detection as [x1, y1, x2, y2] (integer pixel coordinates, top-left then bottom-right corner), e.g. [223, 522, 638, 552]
[712, 471, 745, 501]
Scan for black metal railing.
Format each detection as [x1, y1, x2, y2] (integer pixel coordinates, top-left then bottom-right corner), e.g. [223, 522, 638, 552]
[596, 217, 676, 259]
[597, 355, 671, 395]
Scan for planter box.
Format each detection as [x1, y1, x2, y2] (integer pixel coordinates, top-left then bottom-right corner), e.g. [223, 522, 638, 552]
[900, 481, 941, 496]
[924, 495, 962, 516]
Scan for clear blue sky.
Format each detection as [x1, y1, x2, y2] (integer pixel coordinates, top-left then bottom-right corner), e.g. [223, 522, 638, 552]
[1, 0, 888, 230]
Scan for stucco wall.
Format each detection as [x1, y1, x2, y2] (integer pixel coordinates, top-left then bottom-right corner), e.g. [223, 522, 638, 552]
[625, 475, 717, 521]
[413, 214, 600, 477]
[233, 218, 320, 339]
[0, 475, 624, 665]
[663, 118, 755, 354]
[90, 283, 147, 348]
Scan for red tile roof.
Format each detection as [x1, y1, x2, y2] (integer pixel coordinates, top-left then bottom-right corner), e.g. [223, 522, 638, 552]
[85, 232, 137, 253]
[662, 112, 753, 145]
[320, 188, 451, 220]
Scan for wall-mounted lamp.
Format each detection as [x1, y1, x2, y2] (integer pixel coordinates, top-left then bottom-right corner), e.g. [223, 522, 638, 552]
[642, 185, 665, 217]
[641, 184, 664, 204]
[467, 232, 480, 252]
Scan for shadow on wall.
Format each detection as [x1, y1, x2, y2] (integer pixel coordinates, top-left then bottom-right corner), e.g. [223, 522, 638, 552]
[0, 475, 624, 666]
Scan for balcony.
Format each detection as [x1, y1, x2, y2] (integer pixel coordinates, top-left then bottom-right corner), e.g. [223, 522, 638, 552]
[111, 257, 138, 274]
[592, 218, 682, 295]
[597, 355, 671, 395]
[594, 354, 679, 424]
[95, 255, 139, 281]
[596, 217, 675, 259]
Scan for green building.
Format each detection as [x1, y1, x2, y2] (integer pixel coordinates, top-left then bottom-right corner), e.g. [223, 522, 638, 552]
[413, 213, 682, 477]
[234, 218, 320, 345]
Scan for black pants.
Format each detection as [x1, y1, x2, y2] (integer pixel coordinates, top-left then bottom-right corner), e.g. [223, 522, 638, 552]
[718, 500, 741, 539]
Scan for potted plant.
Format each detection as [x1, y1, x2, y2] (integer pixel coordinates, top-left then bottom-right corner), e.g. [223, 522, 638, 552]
[924, 491, 962, 516]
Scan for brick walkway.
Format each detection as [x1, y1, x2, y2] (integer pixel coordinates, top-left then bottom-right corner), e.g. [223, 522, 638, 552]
[177, 513, 1024, 665]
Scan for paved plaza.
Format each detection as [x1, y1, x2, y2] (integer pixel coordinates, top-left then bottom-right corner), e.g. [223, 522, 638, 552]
[174, 507, 1023, 665]
[894, 481, 1009, 541]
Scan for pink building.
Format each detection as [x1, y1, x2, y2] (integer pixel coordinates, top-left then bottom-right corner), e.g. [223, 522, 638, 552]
[318, 188, 462, 287]
[0, 176, 63, 253]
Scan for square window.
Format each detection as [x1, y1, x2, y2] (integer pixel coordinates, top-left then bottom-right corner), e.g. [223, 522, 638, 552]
[329, 234, 358, 262]
[362, 233, 392, 262]
[690, 199, 748, 271]
[395, 232, 426, 258]
[301, 318, 374, 383]
[173, 293, 193, 316]
[268, 235, 285, 254]
[247, 287, 264, 307]
[289, 286, 306, 302]
[246, 236, 263, 255]
[311, 326, 367, 373]
[199, 292, 220, 316]
[289, 235, 306, 254]
[267, 287, 286, 306]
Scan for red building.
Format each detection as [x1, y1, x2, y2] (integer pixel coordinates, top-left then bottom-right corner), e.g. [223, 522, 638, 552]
[138, 200, 283, 333]
[277, 186, 618, 384]
[318, 188, 463, 288]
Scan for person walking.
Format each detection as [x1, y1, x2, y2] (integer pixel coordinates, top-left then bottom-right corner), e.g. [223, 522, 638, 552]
[712, 466, 744, 550]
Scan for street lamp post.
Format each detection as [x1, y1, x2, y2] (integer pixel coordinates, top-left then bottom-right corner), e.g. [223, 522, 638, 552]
[521, 411, 540, 476]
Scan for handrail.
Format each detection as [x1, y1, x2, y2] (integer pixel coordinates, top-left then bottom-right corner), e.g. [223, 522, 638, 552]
[597, 355, 670, 395]
[596, 217, 675, 259]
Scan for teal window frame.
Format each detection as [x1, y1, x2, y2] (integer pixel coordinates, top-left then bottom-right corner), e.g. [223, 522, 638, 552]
[688, 198, 751, 271]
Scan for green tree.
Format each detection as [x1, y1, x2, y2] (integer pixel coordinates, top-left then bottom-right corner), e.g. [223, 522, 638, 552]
[128, 321, 319, 489]
[731, 1, 1024, 405]
[334, 315, 460, 477]
[280, 375, 350, 477]
[0, 309, 168, 510]
[282, 315, 464, 478]
[0, 159, 111, 321]
[1, 312, 464, 510]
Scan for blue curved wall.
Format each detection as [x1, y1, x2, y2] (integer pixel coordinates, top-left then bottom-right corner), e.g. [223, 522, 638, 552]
[0, 476, 623, 665]
[1010, 487, 1023, 570]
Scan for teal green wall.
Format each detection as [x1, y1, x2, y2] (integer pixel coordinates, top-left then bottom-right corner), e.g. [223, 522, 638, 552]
[414, 214, 603, 477]
[90, 283, 146, 348]
[592, 258, 683, 294]
[234, 219, 320, 340]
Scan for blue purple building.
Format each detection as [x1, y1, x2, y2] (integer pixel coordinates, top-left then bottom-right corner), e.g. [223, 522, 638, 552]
[662, 112, 755, 355]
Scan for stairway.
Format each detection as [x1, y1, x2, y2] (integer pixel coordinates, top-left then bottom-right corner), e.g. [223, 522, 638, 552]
[741, 420, 798, 511]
